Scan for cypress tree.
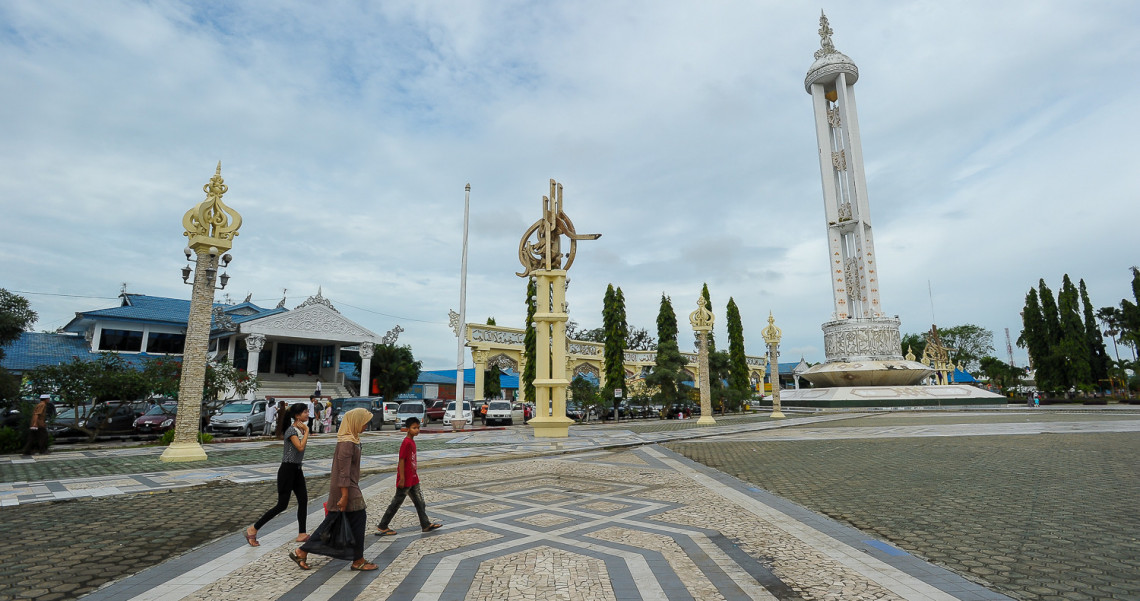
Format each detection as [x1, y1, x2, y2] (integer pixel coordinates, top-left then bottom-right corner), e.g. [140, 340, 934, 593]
[1037, 280, 1063, 392]
[523, 278, 537, 404]
[698, 283, 716, 352]
[1058, 275, 1091, 389]
[602, 284, 628, 413]
[1017, 288, 1049, 382]
[726, 298, 750, 394]
[647, 294, 686, 407]
[1080, 279, 1109, 386]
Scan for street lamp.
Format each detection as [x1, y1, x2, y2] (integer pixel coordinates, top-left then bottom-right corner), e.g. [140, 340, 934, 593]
[689, 295, 716, 425]
[160, 162, 242, 463]
[761, 311, 785, 418]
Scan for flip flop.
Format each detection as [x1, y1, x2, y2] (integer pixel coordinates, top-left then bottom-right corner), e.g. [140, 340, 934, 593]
[375, 528, 397, 536]
[244, 528, 260, 547]
[422, 523, 442, 532]
[350, 561, 379, 571]
[289, 551, 311, 570]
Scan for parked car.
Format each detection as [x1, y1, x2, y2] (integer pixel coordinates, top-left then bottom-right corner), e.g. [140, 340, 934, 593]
[47, 404, 94, 439]
[443, 400, 473, 427]
[382, 401, 399, 424]
[484, 400, 514, 426]
[334, 397, 384, 430]
[425, 399, 447, 423]
[565, 403, 587, 421]
[208, 400, 268, 436]
[83, 401, 148, 433]
[395, 401, 426, 429]
[133, 403, 178, 434]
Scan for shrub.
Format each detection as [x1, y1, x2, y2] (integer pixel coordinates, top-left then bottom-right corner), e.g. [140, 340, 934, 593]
[0, 426, 23, 454]
[160, 430, 214, 445]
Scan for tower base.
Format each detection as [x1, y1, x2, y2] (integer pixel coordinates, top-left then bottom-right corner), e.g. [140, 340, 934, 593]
[529, 415, 574, 438]
[779, 385, 1005, 408]
[159, 441, 208, 463]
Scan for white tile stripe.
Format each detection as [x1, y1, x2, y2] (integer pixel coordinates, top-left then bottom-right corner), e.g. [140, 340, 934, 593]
[643, 446, 961, 601]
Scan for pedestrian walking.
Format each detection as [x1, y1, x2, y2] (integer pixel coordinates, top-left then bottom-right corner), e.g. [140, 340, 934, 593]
[20, 394, 51, 456]
[246, 403, 311, 546]
[312, 401, 323, 434]
[275, 400, 289, 438]
[306, 395, 317, 430]
[314, 378, 322, 397]
[375, 417, 442, 536]
[322, 402, 333, 434]
[290, 408, 376, 571]
[264, 400, 278, 437]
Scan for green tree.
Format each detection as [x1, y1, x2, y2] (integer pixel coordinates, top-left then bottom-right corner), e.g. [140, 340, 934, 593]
[979, 356, 1024, 395]
[523, 278, 537, 403]
[483, 363, 502, 399]
[357, 343, 421, 405]
[725, 298, 750, 406]
[938, 324, 995, 373]
[697, 283, 716, 352]
[647, 295, 687, 407]
[602, 284, 628, 416]
[486, 317, 496, 326]
[1018, 288, 1058, 392]
[625, 326, 656, 350]
[565, 321, 604, 342]
[568, 374, 599, 414]
[1118, 267, 1140, 355]
[0, 289, 37, 403]
[1037, 280, 1065, 392]
[1058, 275, 1091, 389]
[901, 332, 927, 360]
[1079, 279, 1110, 387]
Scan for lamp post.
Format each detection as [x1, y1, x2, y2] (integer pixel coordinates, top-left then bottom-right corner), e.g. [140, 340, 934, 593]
[689, 296, 716, 425]
[761, 312, 784, 418]
[161, 162, 242, 463]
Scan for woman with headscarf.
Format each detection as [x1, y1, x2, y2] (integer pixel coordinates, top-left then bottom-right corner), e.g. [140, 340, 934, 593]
[245, 403, 310, 546]
[290, 408, 377, 571]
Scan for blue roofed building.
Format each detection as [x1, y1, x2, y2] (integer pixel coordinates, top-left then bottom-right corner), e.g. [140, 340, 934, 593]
[2, 290, 381, 400]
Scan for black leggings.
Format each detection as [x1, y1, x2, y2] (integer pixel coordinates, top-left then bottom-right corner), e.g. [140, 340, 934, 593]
[254, 463, 308, 532]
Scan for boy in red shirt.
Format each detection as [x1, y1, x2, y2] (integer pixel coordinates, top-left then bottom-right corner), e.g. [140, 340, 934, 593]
[375, 417, 442, 535]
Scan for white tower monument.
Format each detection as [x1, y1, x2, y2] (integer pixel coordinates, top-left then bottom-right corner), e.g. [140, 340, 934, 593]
[799, 12, 931, 388]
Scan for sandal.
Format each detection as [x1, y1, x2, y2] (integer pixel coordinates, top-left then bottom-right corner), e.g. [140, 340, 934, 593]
[289, 551, 311, 570]
[375, 528, 397, 536]
[422, 523, 442, 533]
[350, 561, 379, 571]
[244, 527, 260, 547]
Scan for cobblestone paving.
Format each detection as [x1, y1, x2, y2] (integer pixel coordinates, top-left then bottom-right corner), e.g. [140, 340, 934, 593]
[667, 431, 1140, 601]
[0, 475, 328, 601]
[0, 437, 482, 483]
[796, 412, 1140, 429]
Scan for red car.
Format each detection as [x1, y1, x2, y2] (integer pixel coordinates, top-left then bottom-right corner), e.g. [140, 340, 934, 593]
[425, 399, 447, 423]
[134, 403, 178, 434]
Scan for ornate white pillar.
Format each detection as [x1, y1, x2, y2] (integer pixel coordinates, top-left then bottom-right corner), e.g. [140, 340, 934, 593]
[359, 342, 374, 396]
[244, 334, 266, 400]
[472, 350, 488, 402]
[689, 296, 715, 425]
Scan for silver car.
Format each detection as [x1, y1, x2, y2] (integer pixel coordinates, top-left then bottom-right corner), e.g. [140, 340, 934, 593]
[395, 401, 426, 430]
[208, 400, 267, 437]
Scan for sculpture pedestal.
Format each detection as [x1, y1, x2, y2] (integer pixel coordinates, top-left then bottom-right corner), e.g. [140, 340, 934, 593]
[529, 415, 574, 438]
[160, 441, 208, 463]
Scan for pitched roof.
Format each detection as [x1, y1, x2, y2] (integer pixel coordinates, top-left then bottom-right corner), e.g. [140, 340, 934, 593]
[63, 293, 282, 334]
[0, 332, 181, 374]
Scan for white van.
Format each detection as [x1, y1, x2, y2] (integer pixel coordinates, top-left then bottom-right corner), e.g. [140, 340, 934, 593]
[443, 400, 473, 427]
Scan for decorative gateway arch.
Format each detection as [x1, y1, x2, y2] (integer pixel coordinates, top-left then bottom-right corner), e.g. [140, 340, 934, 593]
[464, 323, 770, 404]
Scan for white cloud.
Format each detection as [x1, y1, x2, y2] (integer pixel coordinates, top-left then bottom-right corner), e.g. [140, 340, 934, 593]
[2, 0, 1138, 371]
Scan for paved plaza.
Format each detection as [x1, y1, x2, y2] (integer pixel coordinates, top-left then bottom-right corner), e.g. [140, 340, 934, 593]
[0, 409, 1135, 600]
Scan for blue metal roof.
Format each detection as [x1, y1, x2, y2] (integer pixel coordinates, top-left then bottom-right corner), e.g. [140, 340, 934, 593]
[419, 368, 518, 388]
[65, 294, 282, 334]
[0, 332, 181, 374]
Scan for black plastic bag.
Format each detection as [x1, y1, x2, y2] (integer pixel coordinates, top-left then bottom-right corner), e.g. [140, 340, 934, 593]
[301, 511, 356, 561]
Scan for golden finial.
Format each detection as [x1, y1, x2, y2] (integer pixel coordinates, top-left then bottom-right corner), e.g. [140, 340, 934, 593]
[689, 295, 715, 331]
[183, 162, 242, 252]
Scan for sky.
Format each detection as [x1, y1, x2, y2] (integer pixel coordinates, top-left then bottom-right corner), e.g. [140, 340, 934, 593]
[2, 0, 1138, 371]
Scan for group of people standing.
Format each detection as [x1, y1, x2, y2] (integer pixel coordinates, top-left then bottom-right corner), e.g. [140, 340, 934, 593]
[264, 396, 334, 438]
[245, 404, 442, 572]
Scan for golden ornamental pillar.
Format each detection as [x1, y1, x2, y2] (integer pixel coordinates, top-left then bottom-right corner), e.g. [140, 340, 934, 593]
[162, 163, 242, 462]
[472, 350, 488, 403]
[689, 296, 716, 425]
[517, 179, 600, 437]
[761, 312, 785, 419]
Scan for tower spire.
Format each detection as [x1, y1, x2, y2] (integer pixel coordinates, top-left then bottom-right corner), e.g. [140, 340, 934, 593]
[815, 10, 837, 59]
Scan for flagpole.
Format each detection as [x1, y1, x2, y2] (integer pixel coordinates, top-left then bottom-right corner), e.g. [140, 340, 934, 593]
[456, 184, 471, 405]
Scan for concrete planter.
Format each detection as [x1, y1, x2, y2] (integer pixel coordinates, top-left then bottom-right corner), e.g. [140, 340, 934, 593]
[451, 419, 466, 431]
